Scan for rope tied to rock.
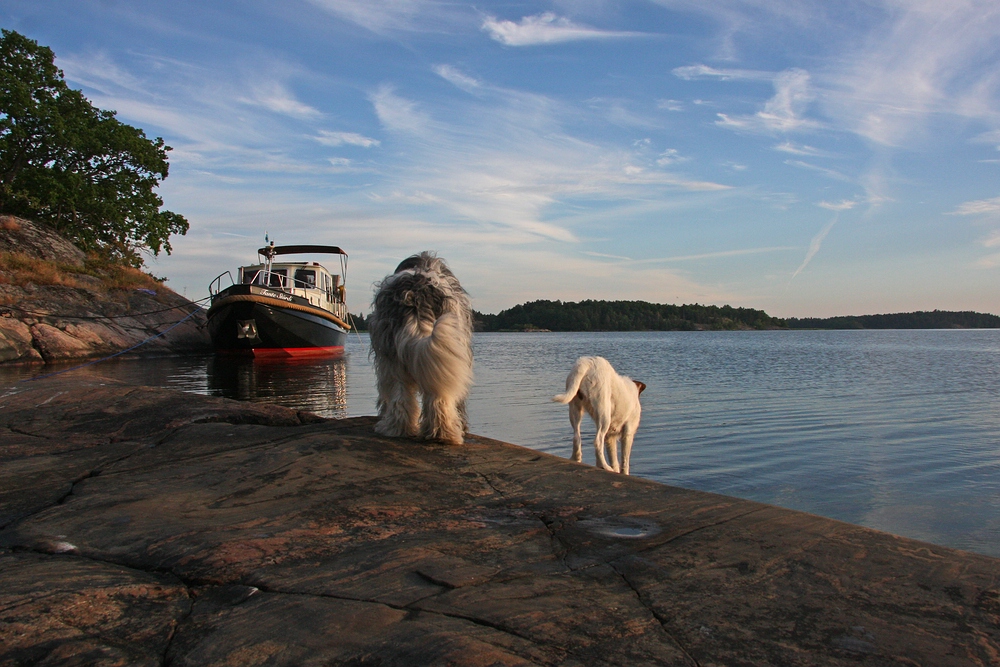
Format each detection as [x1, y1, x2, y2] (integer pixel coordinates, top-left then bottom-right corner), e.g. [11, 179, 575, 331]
[1, 295, 212, 321]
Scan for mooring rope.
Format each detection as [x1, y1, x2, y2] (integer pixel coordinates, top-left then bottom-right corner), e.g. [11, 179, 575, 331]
[2, 295, 211, 321]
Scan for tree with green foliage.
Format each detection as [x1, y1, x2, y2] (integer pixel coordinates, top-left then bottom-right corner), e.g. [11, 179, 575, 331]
[0, 29, 187, 267]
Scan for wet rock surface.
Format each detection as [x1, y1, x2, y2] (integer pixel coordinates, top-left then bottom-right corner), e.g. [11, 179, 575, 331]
[1, 377, 998, 666]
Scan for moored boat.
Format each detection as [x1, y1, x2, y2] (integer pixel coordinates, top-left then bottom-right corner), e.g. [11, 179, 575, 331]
[207, 243, 350, 358]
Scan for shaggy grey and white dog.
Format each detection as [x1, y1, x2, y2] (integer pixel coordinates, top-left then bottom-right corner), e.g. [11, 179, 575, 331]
[369, 252, 473, 445]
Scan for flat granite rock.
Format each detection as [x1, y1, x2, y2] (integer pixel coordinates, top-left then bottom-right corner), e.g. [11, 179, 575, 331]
[1, 377, 998, 666]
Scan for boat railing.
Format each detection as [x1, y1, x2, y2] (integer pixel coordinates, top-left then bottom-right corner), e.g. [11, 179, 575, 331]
[209, 271, 235, 297]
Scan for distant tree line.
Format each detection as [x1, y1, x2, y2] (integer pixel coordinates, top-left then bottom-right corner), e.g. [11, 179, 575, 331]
[351, 304, 1000, 332]
[349, 312, 369, 331]
[786, 310, 1000, 329]
[473, 299, 784, 332]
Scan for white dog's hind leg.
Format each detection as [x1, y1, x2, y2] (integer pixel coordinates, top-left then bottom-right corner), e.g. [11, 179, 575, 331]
[620, 427, 635, 475]
[569, 402, 584, 463]
[593, 423, 614, 471]
[605, 433, 620, 473]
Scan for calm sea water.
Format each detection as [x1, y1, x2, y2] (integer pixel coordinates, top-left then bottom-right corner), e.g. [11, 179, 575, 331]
[3, 330, 999, 557]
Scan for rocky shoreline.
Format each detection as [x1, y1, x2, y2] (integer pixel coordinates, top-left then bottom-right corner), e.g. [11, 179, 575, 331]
[1, 376, 998, 665]
[0, 216, 210, 364]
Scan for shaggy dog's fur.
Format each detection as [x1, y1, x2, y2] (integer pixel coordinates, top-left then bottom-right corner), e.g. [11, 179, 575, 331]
[369, 252, 473, 445]
[553, 356, 646, 475]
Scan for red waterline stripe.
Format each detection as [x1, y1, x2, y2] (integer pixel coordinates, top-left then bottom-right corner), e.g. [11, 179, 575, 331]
[218, 346, 345, 359]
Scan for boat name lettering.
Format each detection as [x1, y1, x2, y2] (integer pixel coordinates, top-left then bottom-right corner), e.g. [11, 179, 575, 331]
[253, 287, 294, 302]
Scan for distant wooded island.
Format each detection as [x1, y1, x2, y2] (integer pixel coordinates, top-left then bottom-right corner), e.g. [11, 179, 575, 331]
[473, 300, 782, 331]
[784, 310, 1000, 329]
[350, 302, 1000, 332]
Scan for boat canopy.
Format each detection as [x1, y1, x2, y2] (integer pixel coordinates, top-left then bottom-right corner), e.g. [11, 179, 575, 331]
[257, 244, 347, 259]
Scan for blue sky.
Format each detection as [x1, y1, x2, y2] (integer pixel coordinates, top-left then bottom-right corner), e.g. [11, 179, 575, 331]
[3, 0, 1000, 317]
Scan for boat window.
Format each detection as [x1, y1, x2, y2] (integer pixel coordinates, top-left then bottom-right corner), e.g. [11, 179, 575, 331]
[294, 269, 316, 288]
[269, 269, 287, 287]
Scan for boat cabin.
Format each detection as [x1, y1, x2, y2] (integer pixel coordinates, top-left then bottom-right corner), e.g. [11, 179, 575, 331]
[239, 261, 347, 319]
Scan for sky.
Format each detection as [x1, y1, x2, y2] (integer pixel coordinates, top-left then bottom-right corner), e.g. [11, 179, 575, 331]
[3, 0, 1000, 318]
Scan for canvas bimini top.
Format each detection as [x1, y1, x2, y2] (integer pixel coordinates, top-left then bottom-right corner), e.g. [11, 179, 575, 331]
[257, 244, 347, 258]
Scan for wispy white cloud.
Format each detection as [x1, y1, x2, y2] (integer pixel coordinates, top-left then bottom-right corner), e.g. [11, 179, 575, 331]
[666, 3, 1000, 148]
[240, 82, 321, 119]
[975, 253, 1000, 269]
[672, 64, 774, 81]
[587, 98, 660, 128]
[973, 129, 1000, 149]
[657, 99, 684, 111]
[357, 68, 733, 245]
[60, 52, 337, 177]
[482, 12, 642, 46]
[981, 230, 1000, 248]
[304, 0, 458, 33]
[582, 250, 633, 261]
[633, 246, 796, 264]
[817, 199, 857, 211]
[712, 68, 819, 134]
[949, 196, 1000, 216]
[791, 215, 839, 280]
[774, 141, 835, 157]
[820, 2, 1000, 146]
[656, 149, 687, 166]
[370, 84, 431, 135]
[315, 130, 381, 148]
[59, 52, 152, 97]
[649, 0, 824, 60]
[434, 64, 482, 92]
[784, 159, 853, 182]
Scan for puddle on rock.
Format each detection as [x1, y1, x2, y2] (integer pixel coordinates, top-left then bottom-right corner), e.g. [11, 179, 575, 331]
[577, 517, 662, 540]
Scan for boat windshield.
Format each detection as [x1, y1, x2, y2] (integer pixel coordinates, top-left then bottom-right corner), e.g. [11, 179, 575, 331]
[294, 269, 316, 288]
[267, 269, 286, 287]
[243, 268, 287, 288]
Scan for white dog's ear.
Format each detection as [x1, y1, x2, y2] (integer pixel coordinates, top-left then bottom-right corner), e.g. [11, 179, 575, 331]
[634, 380, 646, 395]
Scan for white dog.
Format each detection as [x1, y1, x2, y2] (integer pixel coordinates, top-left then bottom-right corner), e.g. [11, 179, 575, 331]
[553, 356, 646, 475]
[369, 252, 473, 445]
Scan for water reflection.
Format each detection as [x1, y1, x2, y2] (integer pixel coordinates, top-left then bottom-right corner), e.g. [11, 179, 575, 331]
[0, 345, 376, 421]
[206, 355, 349, 418]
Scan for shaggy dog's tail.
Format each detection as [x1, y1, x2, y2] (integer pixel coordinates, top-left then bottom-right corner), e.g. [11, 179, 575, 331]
[553, 357, 590, 404]
[397, 311, 473, 400]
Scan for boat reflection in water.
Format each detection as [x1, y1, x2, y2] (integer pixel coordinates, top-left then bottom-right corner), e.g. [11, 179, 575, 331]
[206, 354, 349, 419]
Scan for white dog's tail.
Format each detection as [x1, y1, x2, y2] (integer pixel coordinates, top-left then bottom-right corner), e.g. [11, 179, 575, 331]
[553, 358, 589, 404]
[397, 312, 474, 399]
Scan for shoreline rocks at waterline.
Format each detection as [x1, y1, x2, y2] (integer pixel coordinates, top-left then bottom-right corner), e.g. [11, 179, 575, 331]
[0, 216, 210, 363]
